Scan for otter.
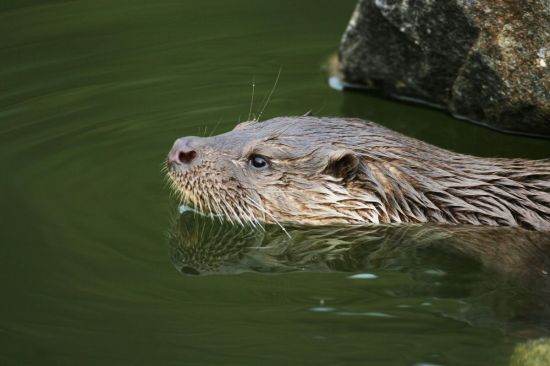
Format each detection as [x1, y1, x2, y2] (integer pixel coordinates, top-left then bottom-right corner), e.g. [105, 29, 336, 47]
[166, 117, 550, 231]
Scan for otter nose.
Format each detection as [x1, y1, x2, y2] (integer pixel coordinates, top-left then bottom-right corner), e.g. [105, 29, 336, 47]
[168, 137, 200, 166]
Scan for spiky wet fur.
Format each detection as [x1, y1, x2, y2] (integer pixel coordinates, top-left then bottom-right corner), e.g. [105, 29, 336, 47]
[167, 117, 550, 231]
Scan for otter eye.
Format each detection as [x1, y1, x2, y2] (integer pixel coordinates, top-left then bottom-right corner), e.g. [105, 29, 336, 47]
[249, 154, 269, 169]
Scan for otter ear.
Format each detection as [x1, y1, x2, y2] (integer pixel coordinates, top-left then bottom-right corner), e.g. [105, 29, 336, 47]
[322, 149, 360, 180]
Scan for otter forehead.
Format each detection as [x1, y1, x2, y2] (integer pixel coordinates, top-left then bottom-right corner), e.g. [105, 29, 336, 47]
[216, 116, 390, 152]
[233, 116, 322, 134]
[182, 116, 346, 157]
[224, 117, 321, 148]
[232, 116, 376, 138]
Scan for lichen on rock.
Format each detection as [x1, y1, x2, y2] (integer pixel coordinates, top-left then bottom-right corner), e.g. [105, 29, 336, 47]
[510, 338, 550, 366]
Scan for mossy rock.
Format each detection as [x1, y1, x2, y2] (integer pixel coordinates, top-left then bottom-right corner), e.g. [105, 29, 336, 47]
[510, 338, 550, 366]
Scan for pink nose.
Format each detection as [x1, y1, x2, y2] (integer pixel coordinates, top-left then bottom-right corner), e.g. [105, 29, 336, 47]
[168, 137, 199, 166]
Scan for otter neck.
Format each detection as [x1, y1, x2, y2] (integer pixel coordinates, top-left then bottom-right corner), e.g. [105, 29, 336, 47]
[358, 154, 550, 231]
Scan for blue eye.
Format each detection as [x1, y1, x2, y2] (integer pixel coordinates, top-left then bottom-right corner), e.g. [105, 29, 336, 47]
[249, 155, 269, 169]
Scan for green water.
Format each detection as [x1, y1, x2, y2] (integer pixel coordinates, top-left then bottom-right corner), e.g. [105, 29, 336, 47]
[1, 1, 550, 365]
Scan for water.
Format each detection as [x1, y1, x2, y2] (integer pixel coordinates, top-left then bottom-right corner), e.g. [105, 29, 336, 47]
[1, 1, 549, 365]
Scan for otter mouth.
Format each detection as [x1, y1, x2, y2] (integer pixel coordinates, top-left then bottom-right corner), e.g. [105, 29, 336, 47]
[166, 165, 204, 214]
[165, 160, 272, 228]
[166, 162, 250, 224]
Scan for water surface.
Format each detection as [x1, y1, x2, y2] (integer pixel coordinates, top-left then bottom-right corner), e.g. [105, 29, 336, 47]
[1, 1, 549, 365]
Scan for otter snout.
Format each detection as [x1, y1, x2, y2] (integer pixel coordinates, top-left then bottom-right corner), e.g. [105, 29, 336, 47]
[168, 137, 201, 169]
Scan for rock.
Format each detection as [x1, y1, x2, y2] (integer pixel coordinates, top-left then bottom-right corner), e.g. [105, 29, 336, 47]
[338, 0, 550, 136]
[510, 338, 550, 366]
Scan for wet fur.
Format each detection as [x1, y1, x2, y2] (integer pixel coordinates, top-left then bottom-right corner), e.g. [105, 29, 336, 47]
[167, 117, 550, 231]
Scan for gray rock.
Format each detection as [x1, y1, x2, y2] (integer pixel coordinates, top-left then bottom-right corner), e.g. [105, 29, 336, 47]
[338, 0, 550, 136]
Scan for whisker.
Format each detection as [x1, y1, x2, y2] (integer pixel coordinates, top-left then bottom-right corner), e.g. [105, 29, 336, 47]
[248, 75, 255, 121]
[215, 192, 235, 225]
[224, 198, 245, 226]
[256, 67, 282, 122]
[244, 196, 291, 238]
[209, 117, 223, 137]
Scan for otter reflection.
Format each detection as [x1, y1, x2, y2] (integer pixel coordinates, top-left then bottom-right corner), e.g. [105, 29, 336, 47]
[170, 212, 550, 279]
[169, 213, 550, 334]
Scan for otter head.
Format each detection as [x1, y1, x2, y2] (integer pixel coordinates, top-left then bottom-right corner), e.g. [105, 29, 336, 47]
[166, 116, 384, 226]
[167, 117, 550, 230]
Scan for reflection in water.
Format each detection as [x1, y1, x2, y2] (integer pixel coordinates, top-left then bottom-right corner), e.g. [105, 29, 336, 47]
[169, 212, 550, 333]
[170, 212, 550, 277]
